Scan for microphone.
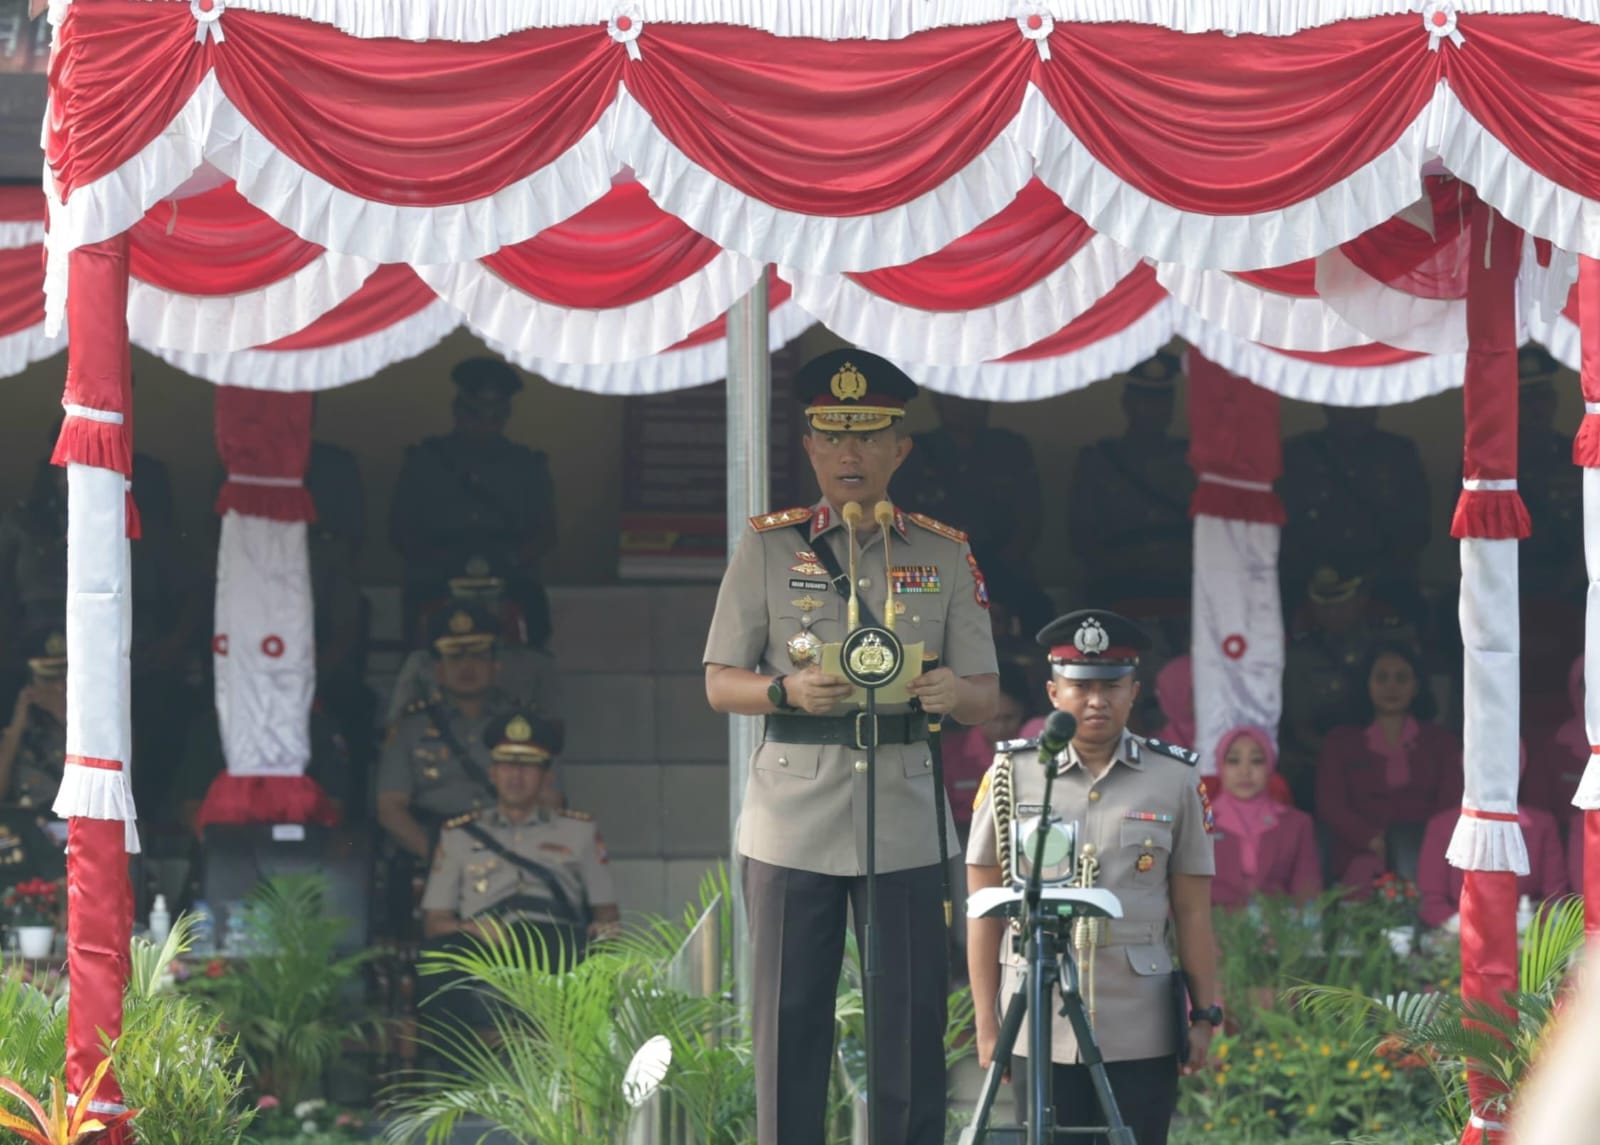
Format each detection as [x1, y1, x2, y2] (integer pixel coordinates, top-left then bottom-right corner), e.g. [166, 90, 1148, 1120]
[872, 500, 895, 529]
[1037, 710, 1078, 758]
[842, 501, 864, 526]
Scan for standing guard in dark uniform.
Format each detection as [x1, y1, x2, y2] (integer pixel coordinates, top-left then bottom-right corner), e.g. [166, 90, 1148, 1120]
[1280, 405, 1431, 628]
[705, 349, 999, 1145]
[967, 611, 1218, 1145]
[1067, 353, 1195, 618]
[0, 629, 67, 810]
[390, 358, 558, 648]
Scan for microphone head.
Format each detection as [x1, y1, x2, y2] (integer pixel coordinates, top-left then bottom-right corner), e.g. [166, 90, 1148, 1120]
[1038, 710, 1078, 756]
[873, 500, 895, 527]
[842, 501, 864, 525]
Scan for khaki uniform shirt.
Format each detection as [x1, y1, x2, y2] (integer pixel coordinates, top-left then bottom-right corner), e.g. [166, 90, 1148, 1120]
[966, 731, 1215, 1063]
[385, 647, 563, 727]
[421, 806, 616, 925]
[377, 693, 516, 820]
[704, 500, 999, 876]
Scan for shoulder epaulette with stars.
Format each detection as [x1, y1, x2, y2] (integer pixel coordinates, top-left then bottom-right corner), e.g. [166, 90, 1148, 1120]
[995, 737, 1038, 753]
[444, 811, 479, 829]
[1141, 736, 1200, 766]
[559, 808, 593, 822]
[402, 697, 432, 717]
[750, 507, 814, 532]
[906, 512, 968, 544]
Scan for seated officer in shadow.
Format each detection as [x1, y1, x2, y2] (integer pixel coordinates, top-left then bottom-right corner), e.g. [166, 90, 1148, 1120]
[418, 712, 618, 1029]
[0, 628, 67, 811]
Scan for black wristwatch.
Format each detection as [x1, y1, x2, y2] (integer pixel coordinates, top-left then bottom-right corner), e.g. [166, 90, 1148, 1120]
[768, 675, 798, 712]
[1189, 1004, 1224, 1027]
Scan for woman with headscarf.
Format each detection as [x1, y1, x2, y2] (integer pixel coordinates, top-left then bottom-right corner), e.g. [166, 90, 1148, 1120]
[1523, 655, 1588, 824]
[1416, 742, 1567, 928]
[1209, 726, 1322, 908]
[1315, 642, 1462, 889]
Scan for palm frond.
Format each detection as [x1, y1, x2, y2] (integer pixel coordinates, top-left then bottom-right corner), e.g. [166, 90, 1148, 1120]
[1519, 895, 1585, 996]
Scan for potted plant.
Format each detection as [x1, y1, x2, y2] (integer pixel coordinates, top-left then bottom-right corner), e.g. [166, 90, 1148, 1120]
[4, 879, 63, 960]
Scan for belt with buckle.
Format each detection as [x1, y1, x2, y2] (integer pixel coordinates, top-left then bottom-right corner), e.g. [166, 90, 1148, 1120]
[764, 712, 929, 749]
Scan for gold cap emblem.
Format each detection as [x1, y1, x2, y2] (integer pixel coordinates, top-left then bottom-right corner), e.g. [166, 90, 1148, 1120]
[465, 555, 491, 578]
[448, 610, 474, 635]
[45, 633, 66, 657]
[507, 715, 533, 743]
[830, 362, 868, 402]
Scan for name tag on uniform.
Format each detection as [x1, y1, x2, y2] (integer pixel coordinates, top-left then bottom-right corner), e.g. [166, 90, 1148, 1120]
[789, 578, 829, 592]
[891, 566, 941, 593]
[1016, 804, 1044, 816]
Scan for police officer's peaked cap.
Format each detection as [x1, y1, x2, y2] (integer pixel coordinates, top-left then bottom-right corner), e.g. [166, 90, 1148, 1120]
[483, 710, 564, 765]
[1123, 350, 1183, 390]
[450, 357, 524, 399]
[1036, 610, 1151, 679]
[25, 629, 67, 679]
[1518, 344, 1559, 386]
[1307, 565, 1365, 605]
[428, 603, 500, 656]
[793, 348, 918, 433]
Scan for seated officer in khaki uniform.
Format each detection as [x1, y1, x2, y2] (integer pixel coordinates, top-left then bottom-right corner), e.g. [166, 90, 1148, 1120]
[376, 605, 520, 861]
[417, 712, 617, 1029]
[0, 629, 68, 810]
[705, 348, 999, 1145]
[967, 610, 1218, 1145]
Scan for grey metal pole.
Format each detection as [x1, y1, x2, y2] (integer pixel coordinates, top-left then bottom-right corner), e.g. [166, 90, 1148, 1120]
[725, 271, 771, 1023]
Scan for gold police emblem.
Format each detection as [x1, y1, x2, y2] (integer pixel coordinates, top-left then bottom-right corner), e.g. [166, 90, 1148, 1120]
[788, 629, 822, 667]
[465, 555, 491, 578]
[830, 362, 868, 402]
[448, 610, 474, 635]
[45, 633, 66, 657]
[507, 715, 533, 742]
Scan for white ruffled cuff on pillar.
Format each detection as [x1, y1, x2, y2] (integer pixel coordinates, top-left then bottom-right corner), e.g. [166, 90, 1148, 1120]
[1445, 810, 1528, 876]
[1574, 755, 1600, 811]
[52, 762, 142, 854]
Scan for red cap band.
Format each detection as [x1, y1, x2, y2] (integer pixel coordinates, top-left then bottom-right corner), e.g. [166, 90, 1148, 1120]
[1049, 645, 1140, 661]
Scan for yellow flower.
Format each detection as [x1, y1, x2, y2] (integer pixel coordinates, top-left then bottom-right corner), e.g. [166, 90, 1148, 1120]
[1203, 1124, 1213, 1133]
[1360, 1070, 1372, 1080]
[1267, 1109, 1278, 1119]
[1285, 1067, 1297, 1077]
[1347, 1059, 1359, 1072]
[1273, 1052, 1283, 1061]
[1269, 1042, 1280, 1052]
[1254, 1046, 1265, 1059]
[1372, 1122, 1384, 1131]
[1216, 1042, 1230, 1060]
[1229, 1117, 1241, 1126]
[1306, 1104, 1319, 1117]
[1320, 1044, 1332, 1056]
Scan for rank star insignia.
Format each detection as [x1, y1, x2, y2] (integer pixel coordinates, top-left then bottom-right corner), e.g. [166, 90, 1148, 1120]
[792, 595, 826, 612]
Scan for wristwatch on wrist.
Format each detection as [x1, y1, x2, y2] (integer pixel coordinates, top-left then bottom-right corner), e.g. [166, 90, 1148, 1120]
[1189, 1004, 1224, 1027]
[768, 675, 797, 712]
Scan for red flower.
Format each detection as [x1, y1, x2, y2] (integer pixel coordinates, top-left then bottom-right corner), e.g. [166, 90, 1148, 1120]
[204, 959, 226, 979]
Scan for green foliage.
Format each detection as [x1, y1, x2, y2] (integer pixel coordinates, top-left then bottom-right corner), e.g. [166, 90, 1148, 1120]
[0, 968, 67, 1122]
[183, 875, 378, 1105]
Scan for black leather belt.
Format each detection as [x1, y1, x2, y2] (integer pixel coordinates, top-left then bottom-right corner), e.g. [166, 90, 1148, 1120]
[764, 712, 929, 749]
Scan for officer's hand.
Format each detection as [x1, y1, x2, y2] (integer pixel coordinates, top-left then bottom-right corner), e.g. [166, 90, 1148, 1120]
[11, 685, 36, 721]
[787, 667, 853, 715]
[975, 1020, 1009, 1081]
[907, 667, 960, 714]
[1180, 1022, 1214, 1076]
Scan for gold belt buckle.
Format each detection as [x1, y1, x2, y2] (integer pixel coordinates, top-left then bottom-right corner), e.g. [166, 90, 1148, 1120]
[853, 712, 879, 750]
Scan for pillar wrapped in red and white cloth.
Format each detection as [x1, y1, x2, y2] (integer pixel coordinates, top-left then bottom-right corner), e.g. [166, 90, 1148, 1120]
[1448, 196, 1528, 1145]
[195, 387, 337, 829]
[1572, 256, 1600, 939]
[49, 235, 137, 1145]
[1186, 352, 1285, 773]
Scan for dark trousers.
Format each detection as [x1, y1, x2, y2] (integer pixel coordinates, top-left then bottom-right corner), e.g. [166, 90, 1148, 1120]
[1012, 1055, 1178, 1145]
[743, 857, 948, 1145]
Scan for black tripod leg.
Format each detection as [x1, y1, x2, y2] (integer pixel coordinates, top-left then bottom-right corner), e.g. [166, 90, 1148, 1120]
[960, 987, 1028, 1145]
[1055, 954, 1136, 1145]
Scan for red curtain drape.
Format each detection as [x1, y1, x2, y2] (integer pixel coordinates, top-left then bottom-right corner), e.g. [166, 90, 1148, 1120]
[0, 247, 46, 336]
[1186, 354, 1285, 524]
[999, 264, 1166, 361]
[129, 182, 322, 294]
[212, 387, 316, 521]
[262, 264, 438, 351]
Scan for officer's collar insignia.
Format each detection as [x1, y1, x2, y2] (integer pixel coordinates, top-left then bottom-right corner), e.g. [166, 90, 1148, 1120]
[448, 610, 474, 635]
[1073, 617, 1110, 656]
[507, 715, 533, 742]
[830, 362, 868, 402]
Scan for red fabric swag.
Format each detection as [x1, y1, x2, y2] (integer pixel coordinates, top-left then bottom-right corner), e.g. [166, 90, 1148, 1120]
[625, 23, 1032, 216]
[130, 182, 321, 295]
[52, 3, 623, 205]
[1340, 176, 1472, 301]
[1186, 353, 1285, 525]
[0, 246, 46, 336]
[1452, 197, 1530, 541]
[1234, 262, 1317, 296]
[1575, 257, 1600, 468]
[213, 387, 315, 522]
[195, 773, 340, 834]
[848, 179, 1094, 308]
[482, 181, 720, 308]
[1032, 18, 1436, 215]
[1273, 342, 1431, 368]
[1000, 264, 1166, 362]
[265, 263, 437, 351]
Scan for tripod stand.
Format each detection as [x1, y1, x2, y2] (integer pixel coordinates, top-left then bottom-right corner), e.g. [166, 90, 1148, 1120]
[960, 756, 1135, 1145]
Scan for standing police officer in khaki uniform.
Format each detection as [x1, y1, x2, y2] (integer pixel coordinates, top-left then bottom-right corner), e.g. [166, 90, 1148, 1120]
[705, 349, 999, 1145]
[966, 611, 1218, 1145]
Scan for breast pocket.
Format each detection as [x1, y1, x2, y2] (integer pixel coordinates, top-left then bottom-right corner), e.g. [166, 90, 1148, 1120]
[754, 741, 822, 781]
[1120, 820, 1173, 882]
[896, 612, 945, 662]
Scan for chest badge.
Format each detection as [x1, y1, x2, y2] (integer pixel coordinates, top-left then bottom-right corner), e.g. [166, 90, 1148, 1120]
[791, 595, 826, 613]
[792, 551, 827, 575]
[787, 629, 823, 667]
[1136, 853, 1155, 873]
[474, 877, 489, 894]
[891, 566, 942, 594]
[421, 765, 441, 781]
